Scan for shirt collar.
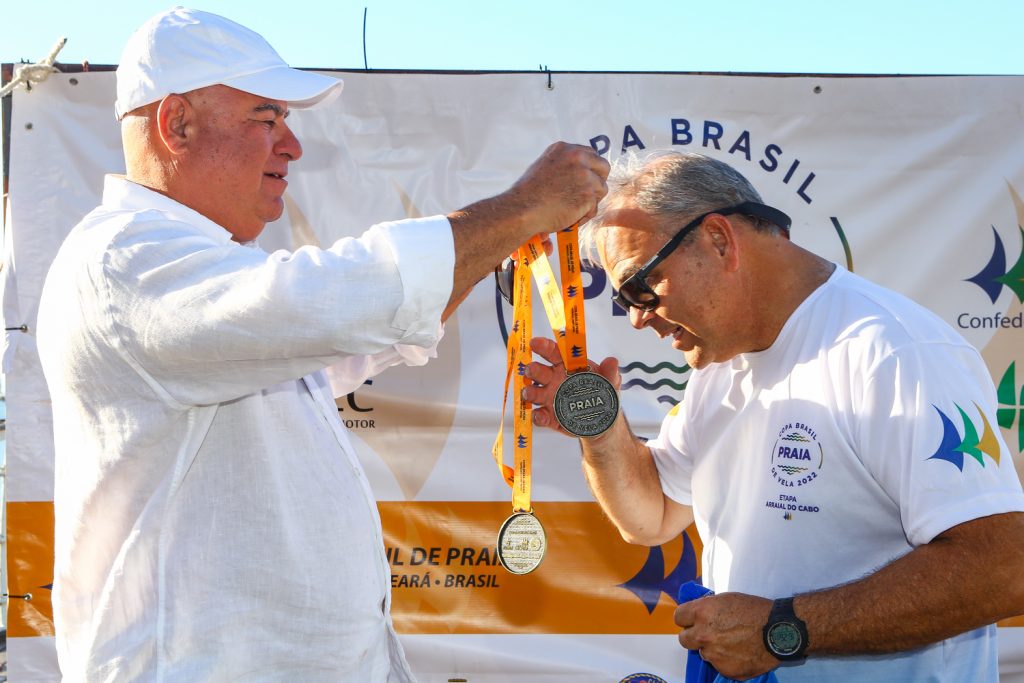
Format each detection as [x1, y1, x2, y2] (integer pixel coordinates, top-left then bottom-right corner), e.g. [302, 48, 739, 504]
[101, 175, 236, 246]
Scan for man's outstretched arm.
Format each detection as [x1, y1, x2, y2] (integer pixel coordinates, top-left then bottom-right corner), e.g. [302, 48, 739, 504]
[524, 336, 694, 545]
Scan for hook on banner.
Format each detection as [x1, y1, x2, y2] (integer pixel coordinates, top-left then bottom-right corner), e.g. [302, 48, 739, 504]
[539, 64, 553, 91]
[0, 37, 68, 98]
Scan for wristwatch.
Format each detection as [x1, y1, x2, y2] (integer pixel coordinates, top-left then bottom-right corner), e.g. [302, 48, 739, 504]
[762, 597, 809, 661]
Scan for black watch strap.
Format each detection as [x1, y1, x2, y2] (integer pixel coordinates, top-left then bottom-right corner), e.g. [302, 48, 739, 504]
[762, 597, 809, 661]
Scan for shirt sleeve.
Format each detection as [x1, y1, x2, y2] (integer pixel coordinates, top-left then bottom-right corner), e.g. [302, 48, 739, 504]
[323, 323, 445, 397]
[856, 342, 1024, 545]
[647, 401, 697, 506]
[97, 215, 455, 408]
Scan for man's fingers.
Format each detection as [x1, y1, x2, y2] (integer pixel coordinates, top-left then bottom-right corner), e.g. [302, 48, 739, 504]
[522, 338, 623, 441]
[678, 629, 696, 651]
[523, 374, 554, 403]
[586, 148, 611, 178]
[676, 620, 706, 653]
[532, 406, 573, 437]
[525, 359, 561, 389]
[533, 408, 553, 427]
[674, 604, 693, 629]
[518, 142, 609, 232]
[565, 142, 610, 179]
[529, 337, 564, 366]
[597, 356, 622, 389]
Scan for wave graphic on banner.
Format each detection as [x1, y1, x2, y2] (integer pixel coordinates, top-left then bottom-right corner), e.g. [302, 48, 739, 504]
[620, 361, 689, 407]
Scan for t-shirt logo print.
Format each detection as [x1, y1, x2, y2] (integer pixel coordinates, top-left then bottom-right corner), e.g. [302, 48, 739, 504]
[770, 422, 823, 487]
[927, 403, 1002, 471]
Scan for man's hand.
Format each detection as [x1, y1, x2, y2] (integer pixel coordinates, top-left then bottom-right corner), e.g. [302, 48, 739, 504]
[523, 336, 620, 436]
[505, 142, 610, 234]
[445, 142, 608, 317]
[675, 592, 778, 680]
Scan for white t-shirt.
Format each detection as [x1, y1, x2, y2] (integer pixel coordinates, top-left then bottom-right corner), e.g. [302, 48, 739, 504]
[37, 176, 454, 682]
[649, 266, 1024, 682]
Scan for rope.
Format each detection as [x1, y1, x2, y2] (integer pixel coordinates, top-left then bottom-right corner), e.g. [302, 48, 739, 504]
[0, 37, 68, 98]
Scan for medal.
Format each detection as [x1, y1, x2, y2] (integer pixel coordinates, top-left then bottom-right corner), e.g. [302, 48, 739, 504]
[496, 511, 547, 575]
[490, 224, 617, 575]
[549, 224, 620, 437]
[491, 241, 545, 574]
[553, 370, 619, 437]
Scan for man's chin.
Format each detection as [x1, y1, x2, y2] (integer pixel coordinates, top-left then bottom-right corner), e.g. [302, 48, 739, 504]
[671, 336, 692, 355]
[271, 197, 286, 217]
[676, 344, 706, 370]
[230, 212, 274, 243]
[259, 200, 286, 226]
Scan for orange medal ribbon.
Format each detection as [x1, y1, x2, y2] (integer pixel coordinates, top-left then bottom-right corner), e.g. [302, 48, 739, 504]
[550, 225, 620, 437]
[492, 228, 611, 573]
[491, 240, 536, 513]
[556, 225, 588, 373]
[492, 237, 553, 574]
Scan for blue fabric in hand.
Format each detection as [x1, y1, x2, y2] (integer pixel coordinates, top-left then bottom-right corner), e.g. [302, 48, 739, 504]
[677, 580, 779, 683]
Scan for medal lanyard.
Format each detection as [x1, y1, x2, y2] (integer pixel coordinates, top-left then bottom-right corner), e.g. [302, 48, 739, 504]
[490, 229, 602, 575]
[491, 225, 590, 510]
[491, 242, 550, 576]
[492, 239, 534, 513]
[555, 224, 589, 373]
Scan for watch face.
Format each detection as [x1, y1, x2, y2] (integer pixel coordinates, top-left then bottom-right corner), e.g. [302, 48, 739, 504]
[766, 622, 803, 655]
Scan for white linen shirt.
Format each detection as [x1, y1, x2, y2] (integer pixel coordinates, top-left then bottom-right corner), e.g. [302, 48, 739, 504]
[36, 176, 455, 682]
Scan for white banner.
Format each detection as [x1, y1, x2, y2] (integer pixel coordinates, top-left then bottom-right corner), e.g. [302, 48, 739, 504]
[4, 69, 1023, 682]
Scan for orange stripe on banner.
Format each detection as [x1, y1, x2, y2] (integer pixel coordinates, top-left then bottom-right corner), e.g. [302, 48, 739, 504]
[7, 501, 56, 637]
[11, 499, 1023, 637]
[380, 501, 703, 634]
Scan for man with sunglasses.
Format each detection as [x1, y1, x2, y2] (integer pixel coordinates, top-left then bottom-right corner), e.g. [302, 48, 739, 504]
[525, 150, 1024, 681]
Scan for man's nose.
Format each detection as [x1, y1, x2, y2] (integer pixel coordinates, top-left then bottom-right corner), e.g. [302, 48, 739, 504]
[628, 306, 655, 330]
[277, 123, 303, 161]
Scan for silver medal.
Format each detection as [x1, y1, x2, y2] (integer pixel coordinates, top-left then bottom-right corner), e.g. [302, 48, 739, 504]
[553, 371, 620, 437]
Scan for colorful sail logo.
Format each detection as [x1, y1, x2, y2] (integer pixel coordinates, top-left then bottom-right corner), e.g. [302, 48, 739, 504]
[927, 403, 1002, 471]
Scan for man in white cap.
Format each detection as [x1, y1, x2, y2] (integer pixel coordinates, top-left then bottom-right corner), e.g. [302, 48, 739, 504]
[36, 7, 608, 682]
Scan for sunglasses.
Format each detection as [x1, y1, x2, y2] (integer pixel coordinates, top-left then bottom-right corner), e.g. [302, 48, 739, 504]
[612, 201, 791, 312]
[495, 257, 516, 305]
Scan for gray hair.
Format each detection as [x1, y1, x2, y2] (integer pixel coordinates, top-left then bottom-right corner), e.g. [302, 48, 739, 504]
[579, 150, 778, 264]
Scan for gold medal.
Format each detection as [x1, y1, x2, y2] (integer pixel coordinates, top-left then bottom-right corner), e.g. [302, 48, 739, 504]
[496, 511, 547, 575]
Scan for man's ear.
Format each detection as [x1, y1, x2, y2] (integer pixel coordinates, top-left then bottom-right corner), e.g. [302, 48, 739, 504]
[704, 213, 740, 271]
[155, 94, 191, 154]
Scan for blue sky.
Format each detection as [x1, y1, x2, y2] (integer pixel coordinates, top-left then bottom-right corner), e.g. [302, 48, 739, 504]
[3, 0, 1023, 74]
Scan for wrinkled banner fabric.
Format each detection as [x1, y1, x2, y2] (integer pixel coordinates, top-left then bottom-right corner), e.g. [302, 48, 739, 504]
[3, 70, 1024, 682]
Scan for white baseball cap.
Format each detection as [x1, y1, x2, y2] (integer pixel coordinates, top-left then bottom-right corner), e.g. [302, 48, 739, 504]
[115, 7, 343, 119]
